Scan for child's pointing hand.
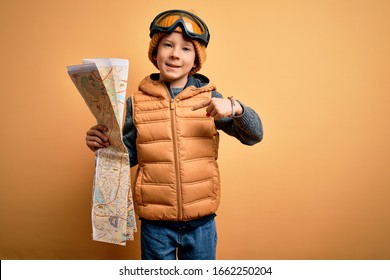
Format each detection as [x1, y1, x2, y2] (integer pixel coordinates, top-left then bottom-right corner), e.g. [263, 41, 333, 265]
[192, 97, 243, 120]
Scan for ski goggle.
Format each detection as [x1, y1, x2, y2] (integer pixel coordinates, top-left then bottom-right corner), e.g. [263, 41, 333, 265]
[149, 10, 210, 46]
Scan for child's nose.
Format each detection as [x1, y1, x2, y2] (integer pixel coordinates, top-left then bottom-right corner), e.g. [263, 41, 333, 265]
[170, 47, 180, 58]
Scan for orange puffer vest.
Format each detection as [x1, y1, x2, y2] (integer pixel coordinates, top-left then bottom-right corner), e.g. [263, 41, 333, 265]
[132, 76, 221, 221]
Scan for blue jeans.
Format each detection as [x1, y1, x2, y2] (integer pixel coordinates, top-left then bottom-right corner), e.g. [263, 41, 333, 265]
[141, 218, 217, 260]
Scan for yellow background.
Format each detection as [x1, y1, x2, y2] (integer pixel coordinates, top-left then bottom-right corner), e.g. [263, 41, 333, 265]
[1, 0, 389, 259]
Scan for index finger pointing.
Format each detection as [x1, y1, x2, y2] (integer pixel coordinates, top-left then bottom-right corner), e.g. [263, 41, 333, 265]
[192, 99, 211, 111]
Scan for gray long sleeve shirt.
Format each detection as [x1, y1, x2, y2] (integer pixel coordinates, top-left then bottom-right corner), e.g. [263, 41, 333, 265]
[123, 74, 263, 167]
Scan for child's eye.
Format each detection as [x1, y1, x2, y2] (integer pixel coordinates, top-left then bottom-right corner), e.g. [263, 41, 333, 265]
[183, 47, 191, 51]
[163, 42, 172, 47]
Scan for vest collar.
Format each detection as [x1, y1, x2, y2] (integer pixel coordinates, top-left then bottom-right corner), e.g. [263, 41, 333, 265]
[138, 74, 216, 100]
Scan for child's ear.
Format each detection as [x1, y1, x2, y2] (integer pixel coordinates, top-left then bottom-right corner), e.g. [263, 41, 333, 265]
[153, 54, 157, 61]
[192, 62, 197, 69]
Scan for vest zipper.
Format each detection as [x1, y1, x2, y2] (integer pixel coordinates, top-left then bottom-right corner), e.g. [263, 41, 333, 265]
[168, 90, 183, 220]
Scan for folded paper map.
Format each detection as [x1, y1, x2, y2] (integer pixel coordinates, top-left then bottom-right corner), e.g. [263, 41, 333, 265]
[67, 58, 136, 245]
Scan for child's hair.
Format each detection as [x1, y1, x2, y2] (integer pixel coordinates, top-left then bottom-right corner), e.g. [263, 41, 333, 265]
[148, 10, 209, 75]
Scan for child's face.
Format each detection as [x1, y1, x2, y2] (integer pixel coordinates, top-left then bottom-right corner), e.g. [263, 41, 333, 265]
[154, 31, 197, 88]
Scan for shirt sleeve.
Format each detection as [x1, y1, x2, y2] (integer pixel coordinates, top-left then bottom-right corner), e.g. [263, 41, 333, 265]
[122, 97, 138, 167]
[212, 91, 263, 146]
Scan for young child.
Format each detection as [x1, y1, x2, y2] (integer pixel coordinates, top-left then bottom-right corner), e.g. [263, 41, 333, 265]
[86, 9, 263, 260]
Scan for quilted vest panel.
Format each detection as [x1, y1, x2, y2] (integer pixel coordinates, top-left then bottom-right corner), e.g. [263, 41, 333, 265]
[132, 77, 221, 221]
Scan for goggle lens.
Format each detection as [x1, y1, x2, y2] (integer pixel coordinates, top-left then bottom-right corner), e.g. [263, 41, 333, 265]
[150, 10, 210, 46]
[155, 12, 206, 36]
